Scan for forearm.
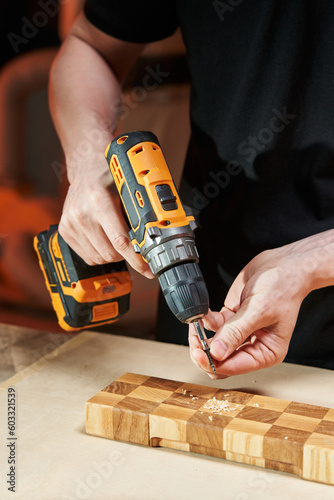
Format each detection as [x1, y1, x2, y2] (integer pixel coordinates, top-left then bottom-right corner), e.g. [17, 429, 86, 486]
[279, 228, 334, 294]
[49, 13, 146, 182]
[49, 34, 121, 181]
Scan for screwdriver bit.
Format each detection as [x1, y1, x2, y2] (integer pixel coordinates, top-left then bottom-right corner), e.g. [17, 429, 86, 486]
[193, 319, 216, 375]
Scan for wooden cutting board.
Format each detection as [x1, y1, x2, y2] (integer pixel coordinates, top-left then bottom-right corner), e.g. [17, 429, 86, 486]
[85, 373, 334, 485]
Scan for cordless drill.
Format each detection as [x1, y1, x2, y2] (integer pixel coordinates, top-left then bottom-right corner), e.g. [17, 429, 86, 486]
[34, 131, 215, 372]
[105, 131, 215, 373]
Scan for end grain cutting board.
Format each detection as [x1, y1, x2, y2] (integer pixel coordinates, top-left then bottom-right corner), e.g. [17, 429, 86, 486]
[85, 373, 334, 485]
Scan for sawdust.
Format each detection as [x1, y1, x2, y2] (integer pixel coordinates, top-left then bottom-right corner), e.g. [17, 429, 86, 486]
[203, 396, 241, 414]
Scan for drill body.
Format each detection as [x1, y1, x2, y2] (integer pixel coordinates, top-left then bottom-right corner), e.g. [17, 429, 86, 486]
[105, 131, 209, 325]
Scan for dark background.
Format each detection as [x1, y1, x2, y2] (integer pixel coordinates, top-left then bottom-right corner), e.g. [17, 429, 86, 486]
[1, 0, 60, 68]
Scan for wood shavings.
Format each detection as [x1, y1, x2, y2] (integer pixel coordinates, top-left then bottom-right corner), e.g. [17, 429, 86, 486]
[203, 396, 241, 413]
[192, 397, 199, 400]
[208, 415, 213, 421]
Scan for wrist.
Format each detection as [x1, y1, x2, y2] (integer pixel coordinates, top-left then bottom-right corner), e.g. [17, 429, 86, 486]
[65, 130, 114, 184]
[283, 230, 334, 294]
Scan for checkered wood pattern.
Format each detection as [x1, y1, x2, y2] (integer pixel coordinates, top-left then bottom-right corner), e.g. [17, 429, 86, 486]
[86, 373, 334, 485]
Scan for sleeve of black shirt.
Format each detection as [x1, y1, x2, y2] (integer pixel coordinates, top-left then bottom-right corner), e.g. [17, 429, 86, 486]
[84, 0, 179, 43]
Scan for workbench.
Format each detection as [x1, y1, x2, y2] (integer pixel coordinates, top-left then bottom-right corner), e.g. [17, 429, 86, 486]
[0, 323, 333, 499]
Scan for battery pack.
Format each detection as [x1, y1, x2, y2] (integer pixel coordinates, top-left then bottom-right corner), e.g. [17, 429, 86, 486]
[34, 224, 132, 331]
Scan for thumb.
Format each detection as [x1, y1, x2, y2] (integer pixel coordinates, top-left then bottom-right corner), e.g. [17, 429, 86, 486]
[210, 299, 267, 361]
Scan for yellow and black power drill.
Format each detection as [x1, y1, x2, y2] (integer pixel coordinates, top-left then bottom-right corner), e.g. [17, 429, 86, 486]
[35, 131, 215, 373]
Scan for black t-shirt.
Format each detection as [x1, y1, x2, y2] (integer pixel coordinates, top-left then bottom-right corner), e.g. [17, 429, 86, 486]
[84, 0, 334, 368]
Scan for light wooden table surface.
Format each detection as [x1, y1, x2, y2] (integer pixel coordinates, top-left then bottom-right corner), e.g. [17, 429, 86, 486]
[0, 323, 333, 499]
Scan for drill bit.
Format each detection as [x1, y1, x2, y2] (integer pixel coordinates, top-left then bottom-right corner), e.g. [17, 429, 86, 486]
[193, 319, 216, 375]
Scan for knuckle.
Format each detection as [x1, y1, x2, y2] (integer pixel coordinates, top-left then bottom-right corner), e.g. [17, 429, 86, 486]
[89, 187, 105, 207]
[84, 256, 97, 266]
[261, 349, 278, 368]
[92, 244, 116, 265]
[68, 206, 87, 225]
[112, 234, 130, 253]
[225, 323, 246, 346]
[91, 254, 106, 266]
[250, 297, 272, 322]
[101, 249, 121, 264]
[251, 355, 264, 371]
[99, 253, 112, 264]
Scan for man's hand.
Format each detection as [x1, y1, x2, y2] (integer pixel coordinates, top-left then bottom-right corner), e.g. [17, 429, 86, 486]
[59, 153, 153, 277]
[189, 242, 318, 378]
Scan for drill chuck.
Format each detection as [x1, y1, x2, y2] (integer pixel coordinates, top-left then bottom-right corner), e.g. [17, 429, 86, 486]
[136, 202, 209, 324]
[158, 262, 209, 323]
[142, 226, 209, 323]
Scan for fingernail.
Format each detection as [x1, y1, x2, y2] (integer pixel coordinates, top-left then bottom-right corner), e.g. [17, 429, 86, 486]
[210, 339, 228, 360]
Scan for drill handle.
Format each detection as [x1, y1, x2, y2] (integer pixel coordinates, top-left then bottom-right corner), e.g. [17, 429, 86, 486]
[105, 131, 191, 249]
